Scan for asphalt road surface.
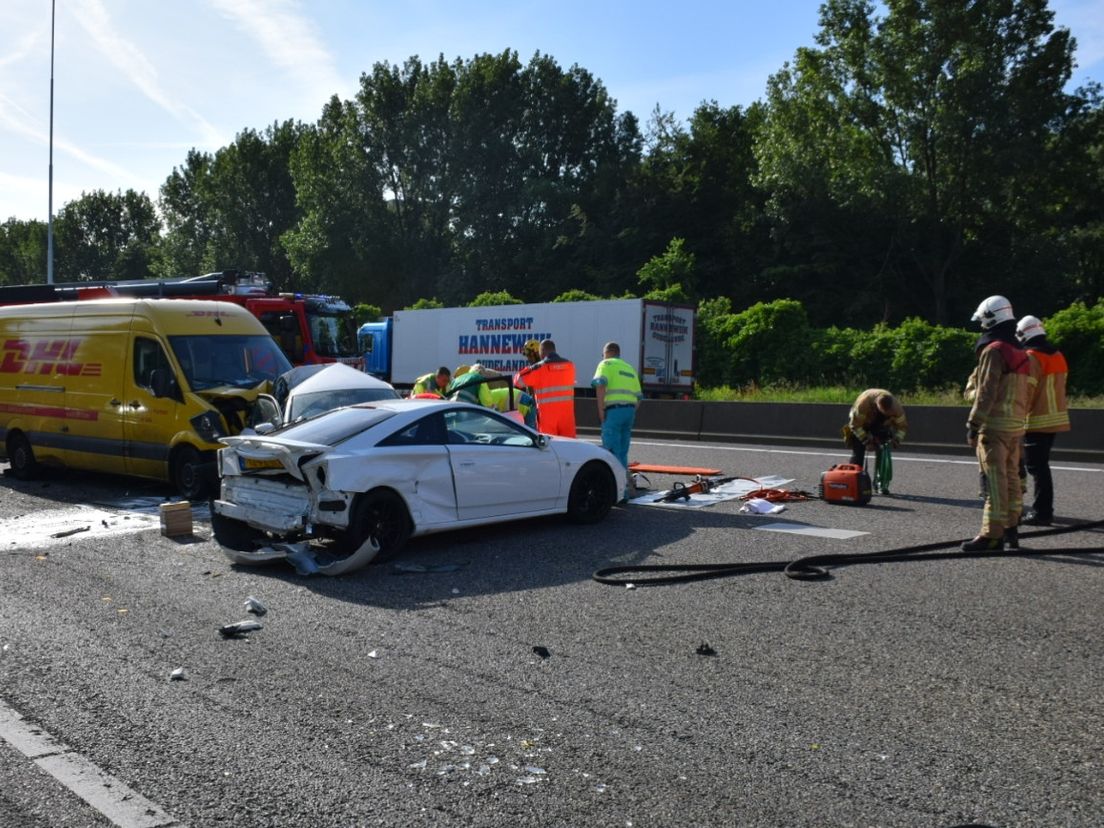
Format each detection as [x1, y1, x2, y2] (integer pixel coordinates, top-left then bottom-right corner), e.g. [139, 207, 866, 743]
[2, 438, 1102, 828]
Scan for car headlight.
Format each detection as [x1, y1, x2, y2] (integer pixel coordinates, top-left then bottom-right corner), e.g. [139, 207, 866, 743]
[190, 410, 227, 443]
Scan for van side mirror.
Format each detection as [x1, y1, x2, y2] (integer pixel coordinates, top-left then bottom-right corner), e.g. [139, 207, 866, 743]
[150, 368, 179, 400]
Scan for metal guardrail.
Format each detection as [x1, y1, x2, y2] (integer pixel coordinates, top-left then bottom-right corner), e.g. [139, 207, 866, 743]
[574, 399, 1104, 464]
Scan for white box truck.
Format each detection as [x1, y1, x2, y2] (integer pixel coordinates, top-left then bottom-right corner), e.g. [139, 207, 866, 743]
[359, 299, 694, 392]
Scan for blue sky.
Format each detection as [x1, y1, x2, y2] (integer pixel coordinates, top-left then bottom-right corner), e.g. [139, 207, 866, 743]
[1, 0, 1101, 223]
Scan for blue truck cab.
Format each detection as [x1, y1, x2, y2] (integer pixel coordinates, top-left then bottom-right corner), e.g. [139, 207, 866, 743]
[358, 318, 392, 381]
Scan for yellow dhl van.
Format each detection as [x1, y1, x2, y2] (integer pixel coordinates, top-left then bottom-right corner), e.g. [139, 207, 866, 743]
[0, 298, 291, 497]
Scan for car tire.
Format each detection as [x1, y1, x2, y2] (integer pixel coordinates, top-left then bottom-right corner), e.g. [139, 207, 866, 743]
[346, 489, 412, 562]
[210, 505, 264, 552]
[171, 444, 209, 500]
[566, 461, 616, 524]
[6, 432, 38, 480]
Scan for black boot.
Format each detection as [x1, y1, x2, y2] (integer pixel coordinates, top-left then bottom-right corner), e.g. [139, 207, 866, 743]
[961, 535, 1002, 552]
[1003, 527, 1019, 550]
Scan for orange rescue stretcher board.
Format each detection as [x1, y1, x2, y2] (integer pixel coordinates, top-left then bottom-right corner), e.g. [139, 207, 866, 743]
[628, 462, 723, 476]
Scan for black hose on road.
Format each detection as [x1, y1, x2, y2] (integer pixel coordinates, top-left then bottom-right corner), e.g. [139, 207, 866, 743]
[591, 519, 1104, 587]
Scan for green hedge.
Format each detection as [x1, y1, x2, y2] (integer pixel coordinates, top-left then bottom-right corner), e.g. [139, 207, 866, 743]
[696, 299, 975, 392]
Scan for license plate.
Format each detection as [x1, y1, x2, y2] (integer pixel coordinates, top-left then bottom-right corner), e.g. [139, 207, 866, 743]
[243, 457, 284, 470]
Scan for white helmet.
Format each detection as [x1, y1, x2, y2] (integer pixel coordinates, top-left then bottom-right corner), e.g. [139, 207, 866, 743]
[971, 295, 1015, 330]
[1016, 315, 1046, 342]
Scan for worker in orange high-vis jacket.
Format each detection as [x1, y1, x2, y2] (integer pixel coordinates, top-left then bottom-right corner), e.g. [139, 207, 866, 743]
[516, 339, 576, 437]
[962, 295, 1032, 553]
[1016, 315, 1071, 526]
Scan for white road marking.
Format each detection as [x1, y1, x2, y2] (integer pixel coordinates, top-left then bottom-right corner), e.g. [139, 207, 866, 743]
[0, 699, 181, 827]
[753, 522, 869, 539]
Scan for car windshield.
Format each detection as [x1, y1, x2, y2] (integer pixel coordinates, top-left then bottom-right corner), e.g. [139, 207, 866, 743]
[307, 311, 358, 359]
[170, 335, 294, 391]
[287, 387, 401, 422]
[275, 405, 396, 445]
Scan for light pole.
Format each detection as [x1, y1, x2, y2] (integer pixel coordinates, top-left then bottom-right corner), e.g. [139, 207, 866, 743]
[47, 0, 56, 284]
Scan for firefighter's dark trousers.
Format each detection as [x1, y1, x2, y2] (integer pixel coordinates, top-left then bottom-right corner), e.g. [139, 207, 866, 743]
[1023, 431, 1057, 521]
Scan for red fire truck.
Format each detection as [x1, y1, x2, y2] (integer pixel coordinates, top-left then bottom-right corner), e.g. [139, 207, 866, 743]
[0, 271, 363, 370]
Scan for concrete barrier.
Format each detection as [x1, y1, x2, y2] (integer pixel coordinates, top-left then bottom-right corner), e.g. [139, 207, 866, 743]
[574, 398, 1103, 463]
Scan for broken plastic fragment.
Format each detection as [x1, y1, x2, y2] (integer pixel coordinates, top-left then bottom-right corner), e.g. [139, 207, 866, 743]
[367, 650, 379, 659]
[244, 596, 268, 616]
[169, 667, 188, 681]
[696, 642, 717, 656]
[218, 619, 263, 638]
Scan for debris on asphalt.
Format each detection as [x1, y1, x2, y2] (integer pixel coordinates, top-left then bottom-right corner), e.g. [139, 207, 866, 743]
[367, 650, 379, 659]
[243, 596, 268, 616]
[169, 667, 188, 681]
[696, 642, 717, 656]
[218, 620, 263, 638]
[532, 646, 551, 659]
[220, 538, 382, 576]
[392, 562, 467, 574]
[50, 526, 90, 539]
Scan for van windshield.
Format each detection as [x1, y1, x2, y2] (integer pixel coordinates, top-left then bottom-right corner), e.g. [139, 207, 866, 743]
[170, 335, 293, 391]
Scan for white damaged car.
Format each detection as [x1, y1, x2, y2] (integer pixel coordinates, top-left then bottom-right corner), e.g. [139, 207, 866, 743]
[210, 399, 625, 570]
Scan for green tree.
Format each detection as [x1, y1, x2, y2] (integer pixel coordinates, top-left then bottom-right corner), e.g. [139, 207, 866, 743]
[468, 290, 523, 307]
[637, 237, 695, 299]
[54, 190, 161, 281]
[158, 149, 213, 278]
[286, 51, 642, 310]
[755, 0, 1091, 324]
[160, 122, 305, 287]
[0, 219, 47, 285]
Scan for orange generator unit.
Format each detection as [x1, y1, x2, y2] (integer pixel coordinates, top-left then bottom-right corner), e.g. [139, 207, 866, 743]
[818, 463, 872, 506]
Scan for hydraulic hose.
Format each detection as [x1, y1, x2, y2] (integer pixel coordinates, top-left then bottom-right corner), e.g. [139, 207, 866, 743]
[591, 519, 1104, 587]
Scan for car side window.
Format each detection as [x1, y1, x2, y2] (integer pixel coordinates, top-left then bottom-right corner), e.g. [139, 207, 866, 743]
[379, 413, 446, 447]
[443, 409, 536, 447]
[133, 336, 172, 390]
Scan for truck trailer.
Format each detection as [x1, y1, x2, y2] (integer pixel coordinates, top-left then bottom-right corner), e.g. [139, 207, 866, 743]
[359, 299, 695, 393]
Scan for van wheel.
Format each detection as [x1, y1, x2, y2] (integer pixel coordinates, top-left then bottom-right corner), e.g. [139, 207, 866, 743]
[171, 445, 208, 500]
[7, 433, 38, 480]
[344, 489, 412, 562]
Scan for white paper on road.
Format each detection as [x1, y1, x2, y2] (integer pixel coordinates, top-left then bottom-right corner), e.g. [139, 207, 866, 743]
[631, 476, 794, 509]
[753, 522, 869, 539]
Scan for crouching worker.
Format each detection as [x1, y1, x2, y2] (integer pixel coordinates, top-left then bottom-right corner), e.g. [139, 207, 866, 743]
[412, 366, 451, 398]
[963, 295, 1031, 552]
[842, 390, 907, 492]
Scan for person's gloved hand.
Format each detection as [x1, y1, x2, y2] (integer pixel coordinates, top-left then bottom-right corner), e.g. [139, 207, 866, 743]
[967, 428, 979, 448]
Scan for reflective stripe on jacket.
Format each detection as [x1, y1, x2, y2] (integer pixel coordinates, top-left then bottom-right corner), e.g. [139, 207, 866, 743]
[1025, 349, 1071, 433]
[518, 356, 576, 406]
[592, 357, 642, 407]
[967, 341, 1031, 435]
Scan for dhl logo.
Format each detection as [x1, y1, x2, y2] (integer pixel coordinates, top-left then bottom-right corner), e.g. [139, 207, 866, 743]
[0, 338, 103, 377]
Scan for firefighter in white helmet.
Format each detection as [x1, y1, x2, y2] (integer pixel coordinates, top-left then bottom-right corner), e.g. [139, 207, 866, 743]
[1016, 314, 1070, 526]
[962, 296, 1031, 551]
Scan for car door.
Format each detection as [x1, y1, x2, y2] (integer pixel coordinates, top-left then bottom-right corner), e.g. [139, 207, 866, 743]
[444, 408, 561, 520]
[374, 412, 458, 527]
[122, 333, 185, 479]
